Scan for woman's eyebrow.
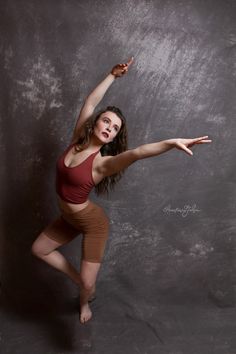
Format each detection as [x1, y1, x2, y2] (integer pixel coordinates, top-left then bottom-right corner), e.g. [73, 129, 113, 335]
[103, 116, 120, 129]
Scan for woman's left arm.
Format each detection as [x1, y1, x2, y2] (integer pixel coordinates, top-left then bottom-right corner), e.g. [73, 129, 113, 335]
[98, 136, 212, 177]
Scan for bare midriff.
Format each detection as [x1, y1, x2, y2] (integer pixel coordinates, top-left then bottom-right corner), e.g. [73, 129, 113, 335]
[57, 195, 90, 214]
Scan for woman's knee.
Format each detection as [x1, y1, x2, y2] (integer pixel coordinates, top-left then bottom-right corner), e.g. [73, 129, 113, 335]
[31, 232, 59, 258]
[80, 260, 101, 290]
[80, 278, 95, 291]
[31, 237, 44, 258]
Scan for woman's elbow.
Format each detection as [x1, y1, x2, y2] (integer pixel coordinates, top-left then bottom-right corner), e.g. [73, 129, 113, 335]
[132, 147, 141, 162]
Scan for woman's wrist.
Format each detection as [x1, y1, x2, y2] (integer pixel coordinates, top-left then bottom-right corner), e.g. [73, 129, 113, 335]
[165, 139, 176, 148]
[109, 71, 117, 79]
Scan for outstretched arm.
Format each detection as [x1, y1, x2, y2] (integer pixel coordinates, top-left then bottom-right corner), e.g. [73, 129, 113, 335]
[71, 57, 134, 143]
[98, 136, 212, 177]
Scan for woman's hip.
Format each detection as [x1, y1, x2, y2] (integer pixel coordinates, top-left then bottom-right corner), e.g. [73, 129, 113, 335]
[60, 200, 109, 235]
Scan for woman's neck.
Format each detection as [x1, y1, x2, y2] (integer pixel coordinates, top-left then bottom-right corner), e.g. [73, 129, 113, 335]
[83, 135, 104, 153]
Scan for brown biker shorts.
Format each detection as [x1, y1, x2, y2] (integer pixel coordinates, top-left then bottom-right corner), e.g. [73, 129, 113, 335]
[42, 201, 109, 263]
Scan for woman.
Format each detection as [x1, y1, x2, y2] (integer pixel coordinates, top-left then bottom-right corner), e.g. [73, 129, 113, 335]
[31, 57, 212, 324]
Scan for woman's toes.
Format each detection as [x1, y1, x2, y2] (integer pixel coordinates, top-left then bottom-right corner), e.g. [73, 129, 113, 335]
[80, 304, 92, 324]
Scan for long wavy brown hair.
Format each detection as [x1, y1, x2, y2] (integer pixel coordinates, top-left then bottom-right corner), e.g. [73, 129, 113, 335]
[73, 106, 128, 196]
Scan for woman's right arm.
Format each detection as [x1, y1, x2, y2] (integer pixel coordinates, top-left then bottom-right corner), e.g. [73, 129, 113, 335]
[71, 74, 116, 143]
[71, 57, 134, 143]
[86, 57, 134, 107]
[86, 73, 116, 107]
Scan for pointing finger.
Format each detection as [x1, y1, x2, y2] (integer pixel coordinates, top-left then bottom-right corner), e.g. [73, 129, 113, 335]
[127, 56, 134, 66]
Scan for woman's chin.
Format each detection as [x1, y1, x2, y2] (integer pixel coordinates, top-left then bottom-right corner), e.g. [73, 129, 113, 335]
[93, 134, 106, 144]
[99, 135, 110, 144]
[99, 137, 107, 144]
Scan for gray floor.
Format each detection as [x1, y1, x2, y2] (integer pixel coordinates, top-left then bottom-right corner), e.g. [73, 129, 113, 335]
[1, 256, 235, 354]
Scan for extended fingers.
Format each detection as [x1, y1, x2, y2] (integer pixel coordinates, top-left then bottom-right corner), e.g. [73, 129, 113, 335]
[193, 135, 209, 142]
[194, 139, 212, 144]
[179, 143, 193, 156]
[192, 136, 212, 144]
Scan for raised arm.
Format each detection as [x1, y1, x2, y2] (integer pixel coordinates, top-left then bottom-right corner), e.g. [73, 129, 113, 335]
[97, 136, 212, 177]
[87, 56, 134, 107]
[71, 57, 134, 143]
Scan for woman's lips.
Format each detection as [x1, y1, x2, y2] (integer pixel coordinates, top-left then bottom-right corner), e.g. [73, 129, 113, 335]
[102, 132, 109, 138]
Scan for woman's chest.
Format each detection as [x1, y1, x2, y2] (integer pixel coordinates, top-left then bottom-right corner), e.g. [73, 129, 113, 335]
[58, 150, 104, 186]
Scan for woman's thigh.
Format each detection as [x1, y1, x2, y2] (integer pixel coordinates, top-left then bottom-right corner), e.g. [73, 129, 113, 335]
[32, 216, 81, 255]
[61, 201, 110, 263]
[73, 202, 110, 263]
[31, 232, 65, 256]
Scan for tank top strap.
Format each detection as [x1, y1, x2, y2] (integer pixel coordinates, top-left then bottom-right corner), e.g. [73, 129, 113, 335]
[63, 142, 76, 154]
[94, 149, 100, 156]
[83, 149, 100, 165]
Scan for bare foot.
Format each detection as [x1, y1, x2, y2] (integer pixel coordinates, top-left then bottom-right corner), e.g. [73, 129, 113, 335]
[80, 303, 92, 324]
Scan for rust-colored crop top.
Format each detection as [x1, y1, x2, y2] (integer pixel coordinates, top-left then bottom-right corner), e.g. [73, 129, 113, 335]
[56, 143, 100, 204]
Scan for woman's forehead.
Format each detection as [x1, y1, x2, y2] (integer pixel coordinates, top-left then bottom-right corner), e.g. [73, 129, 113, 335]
[100, 112, 122, 125]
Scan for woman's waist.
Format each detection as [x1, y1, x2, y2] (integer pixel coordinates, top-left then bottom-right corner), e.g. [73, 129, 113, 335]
[57, 194, 90, 214]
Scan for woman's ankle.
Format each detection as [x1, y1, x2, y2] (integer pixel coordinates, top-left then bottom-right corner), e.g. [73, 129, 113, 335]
[80, 287, 94, 305]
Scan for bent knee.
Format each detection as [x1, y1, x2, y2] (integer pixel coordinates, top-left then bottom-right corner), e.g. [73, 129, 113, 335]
[31, 232, 54, 258]
[31, 241, 43, 258]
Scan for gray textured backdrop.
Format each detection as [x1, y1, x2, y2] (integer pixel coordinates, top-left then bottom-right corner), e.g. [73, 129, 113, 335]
[1, 0, 236, 353]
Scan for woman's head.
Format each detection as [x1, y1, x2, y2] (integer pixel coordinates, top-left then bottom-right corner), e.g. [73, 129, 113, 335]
[76, 105, 128, 156]
[94, 110, 122, 144]
[94, 106, 128, 156]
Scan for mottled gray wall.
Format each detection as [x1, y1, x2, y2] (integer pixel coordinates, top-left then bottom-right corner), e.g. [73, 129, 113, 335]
[1, 0, 236, 322]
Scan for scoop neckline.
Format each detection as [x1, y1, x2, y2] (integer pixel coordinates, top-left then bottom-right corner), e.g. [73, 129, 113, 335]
[63, 144, 100, 169]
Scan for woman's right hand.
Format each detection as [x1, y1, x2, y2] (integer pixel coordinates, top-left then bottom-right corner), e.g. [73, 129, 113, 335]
[111, 57, 134, 78]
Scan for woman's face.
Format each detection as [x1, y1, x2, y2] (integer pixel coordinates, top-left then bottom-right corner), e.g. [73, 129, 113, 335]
[93, 111, 122, 144]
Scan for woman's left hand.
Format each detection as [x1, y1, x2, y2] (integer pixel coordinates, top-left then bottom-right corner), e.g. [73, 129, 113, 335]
[172, 136, 212, 156]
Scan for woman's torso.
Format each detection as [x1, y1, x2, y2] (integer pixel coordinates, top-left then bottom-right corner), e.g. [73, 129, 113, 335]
[57, 142, 104, 214]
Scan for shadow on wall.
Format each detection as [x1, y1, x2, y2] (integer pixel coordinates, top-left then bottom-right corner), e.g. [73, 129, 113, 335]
[0, 120, 85, 348]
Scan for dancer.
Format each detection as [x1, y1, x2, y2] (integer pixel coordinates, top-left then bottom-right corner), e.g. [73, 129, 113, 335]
[31, 57, 212, 323]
